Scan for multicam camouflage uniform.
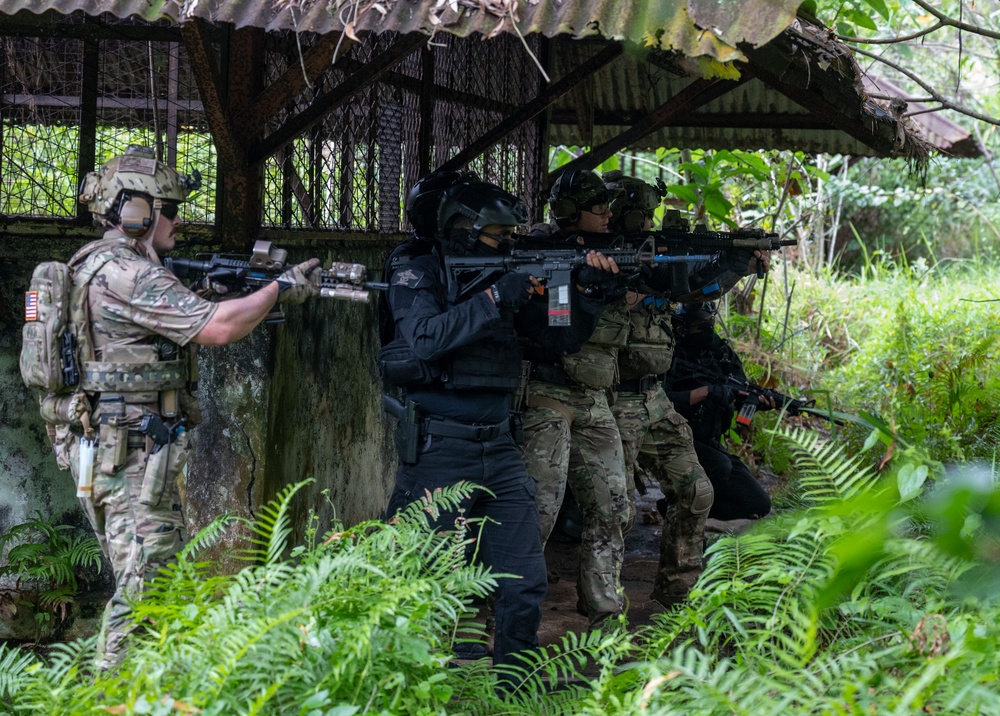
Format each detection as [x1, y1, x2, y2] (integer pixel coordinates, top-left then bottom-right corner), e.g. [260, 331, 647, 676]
[60, 229, 214, 666]
[612, 294, 713, 605]
[522, 301, 630, 621]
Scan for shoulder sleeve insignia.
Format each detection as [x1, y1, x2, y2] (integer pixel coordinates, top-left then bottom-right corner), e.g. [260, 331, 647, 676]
[392, 267, 424, 288]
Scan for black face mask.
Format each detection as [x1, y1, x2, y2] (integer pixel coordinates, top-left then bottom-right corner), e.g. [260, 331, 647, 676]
[472, 239, 506, 257]
[443, 228, 478, 256]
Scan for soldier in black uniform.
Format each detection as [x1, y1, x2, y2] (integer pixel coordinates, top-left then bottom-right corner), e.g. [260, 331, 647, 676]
[663, 303, 772, 522]
[380, 178, 619, 670]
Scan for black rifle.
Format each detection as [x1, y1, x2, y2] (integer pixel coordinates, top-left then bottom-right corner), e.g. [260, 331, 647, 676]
[445, 236, 716, 326]
[672, 357, 842, 427]
[165, 240, 388, 322]
[607, 212, 798, 296]
[721, 375, 844, 427]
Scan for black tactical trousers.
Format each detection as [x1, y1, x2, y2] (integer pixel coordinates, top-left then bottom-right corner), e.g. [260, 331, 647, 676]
[386, 430, 547, 668]
[694, 439, 772, 521]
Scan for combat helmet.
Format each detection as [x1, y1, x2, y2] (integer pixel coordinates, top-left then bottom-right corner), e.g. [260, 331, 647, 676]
[78, 145, 201, 236]
[602, 170, 666, 233]
[548, 169, 622, 227]
[405, 170, 480, 236]
[438, 180, 527, 252]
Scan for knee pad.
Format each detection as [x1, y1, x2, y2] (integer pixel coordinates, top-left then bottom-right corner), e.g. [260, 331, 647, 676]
[683, 476, 714, 516]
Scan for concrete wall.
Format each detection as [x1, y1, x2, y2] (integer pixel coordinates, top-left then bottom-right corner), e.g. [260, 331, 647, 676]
[0, 239, 396, 637]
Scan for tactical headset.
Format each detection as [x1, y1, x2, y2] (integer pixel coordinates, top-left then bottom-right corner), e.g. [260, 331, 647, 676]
[114, 191, 155, 238]
[549, 169, 583, 226]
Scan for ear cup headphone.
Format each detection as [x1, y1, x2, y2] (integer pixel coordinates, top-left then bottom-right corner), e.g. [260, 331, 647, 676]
[550, 170, 580, 225]
[116, 192, 155, 238]
[619, 207, 647, 232]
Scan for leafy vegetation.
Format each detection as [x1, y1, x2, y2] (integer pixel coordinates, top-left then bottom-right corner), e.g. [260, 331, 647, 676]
[0, 513, 103, 642]
[2, 428, 998, 714]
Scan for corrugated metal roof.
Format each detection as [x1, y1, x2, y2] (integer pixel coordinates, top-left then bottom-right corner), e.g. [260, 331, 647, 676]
[0, 0, 801, 61]
[543, 18, 955, 160]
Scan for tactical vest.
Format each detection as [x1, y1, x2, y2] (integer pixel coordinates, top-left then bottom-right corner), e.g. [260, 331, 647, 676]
[69, 236, 195, 423]
[380, 248, 523, 393]
[442, 307, 522, 392]
[559, 302, 629, 390]
[619, 299, 675, 380]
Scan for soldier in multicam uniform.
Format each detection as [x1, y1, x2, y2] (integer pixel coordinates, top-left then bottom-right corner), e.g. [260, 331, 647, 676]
[520, 169, 632, 626]
[63, 145, 320, 668]
[603, 171, 771, 606]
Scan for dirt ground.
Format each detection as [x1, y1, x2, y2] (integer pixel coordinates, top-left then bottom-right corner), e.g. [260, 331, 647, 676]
[537, 487, 668, 644]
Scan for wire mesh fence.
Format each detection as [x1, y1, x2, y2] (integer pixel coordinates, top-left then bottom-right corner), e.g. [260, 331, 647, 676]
[2, 15, 545, 234]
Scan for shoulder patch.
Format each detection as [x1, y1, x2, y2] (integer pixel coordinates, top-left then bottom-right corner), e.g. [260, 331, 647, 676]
[392, 267, 426, 288]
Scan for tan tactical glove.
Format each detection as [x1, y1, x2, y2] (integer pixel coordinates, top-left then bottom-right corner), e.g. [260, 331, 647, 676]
[276, 258, 322, 304]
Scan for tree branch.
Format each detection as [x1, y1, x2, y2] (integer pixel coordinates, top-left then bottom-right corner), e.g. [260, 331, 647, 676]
[908, 0, 1000, 41]
[837, 21, 943, 45]
[851, 45, 1000, 128]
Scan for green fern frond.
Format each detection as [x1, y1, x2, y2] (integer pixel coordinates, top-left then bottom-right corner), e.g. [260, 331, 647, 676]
[0, 643, 36, 700]
[771, 425, 880, 503]
[179, 512, 243, 561]
[242, 479, 315, 566]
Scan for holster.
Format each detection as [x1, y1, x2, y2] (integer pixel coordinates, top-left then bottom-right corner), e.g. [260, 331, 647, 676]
[383, 394, 421, 465]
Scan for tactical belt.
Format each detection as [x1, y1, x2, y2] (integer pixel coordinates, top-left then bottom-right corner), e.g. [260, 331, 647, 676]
[80, 360, 186, 393]
[423, 416, 512, 441]
[616, 374, 663, 394]
[529, 362, 571, 386]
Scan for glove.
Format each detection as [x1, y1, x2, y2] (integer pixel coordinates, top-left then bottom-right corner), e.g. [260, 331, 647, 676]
[577, 265, 628, 303]
[707, 383, 734, 406]
[722, 248, 757, 275]
[276, 258, 322, 305]
[196, 274, 231, 299]
[491, 271, 533, 308]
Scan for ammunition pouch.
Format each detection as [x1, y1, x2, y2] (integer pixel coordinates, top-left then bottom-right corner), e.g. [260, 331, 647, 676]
[97, 396, 128, 476]
[377, 338, 440, 388]
[560, 344, 620, 390]
[620, 310, 675, 379]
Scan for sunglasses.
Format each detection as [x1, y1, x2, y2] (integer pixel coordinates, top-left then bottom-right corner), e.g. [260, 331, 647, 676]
[157, 201, 180, 220]
[584, 203, 610, 215]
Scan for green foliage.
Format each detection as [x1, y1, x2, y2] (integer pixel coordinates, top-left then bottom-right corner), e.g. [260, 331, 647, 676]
[0, 513, 103, 640]
[3, 439, 1000, 714]
[623, 427, 1000, 715]
[828, 157, 1000, 271]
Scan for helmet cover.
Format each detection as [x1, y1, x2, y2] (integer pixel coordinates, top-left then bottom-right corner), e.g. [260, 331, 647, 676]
[78, 145, 201, 217]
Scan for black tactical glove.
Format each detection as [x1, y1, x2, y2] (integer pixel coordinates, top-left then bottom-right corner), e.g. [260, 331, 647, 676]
[722, 248, 758, 276]
[577, 265, 628, 303]
[491, 271, 533, 308]
[276, 258, 322, 305]
[707, 383, 734, 406]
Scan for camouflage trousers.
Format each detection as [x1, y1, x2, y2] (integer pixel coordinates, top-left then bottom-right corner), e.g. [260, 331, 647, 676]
[521, 381, 628, 619]
[67, 430, 188, 667]
[612, 385, 713, 603]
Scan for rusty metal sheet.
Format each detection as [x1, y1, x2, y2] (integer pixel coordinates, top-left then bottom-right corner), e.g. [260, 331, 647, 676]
[0, 0, 801, 62]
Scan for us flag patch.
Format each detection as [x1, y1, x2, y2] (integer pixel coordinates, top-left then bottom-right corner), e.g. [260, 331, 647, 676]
[24, 291, 39, 321]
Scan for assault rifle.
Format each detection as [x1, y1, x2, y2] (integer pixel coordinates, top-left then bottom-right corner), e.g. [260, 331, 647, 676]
[603, 212, 796, 298]
[445, 236, 716, 326]
[671, 358, 841, 426]
[722, 375, 844, 427]
[165, 240, 388, 322]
